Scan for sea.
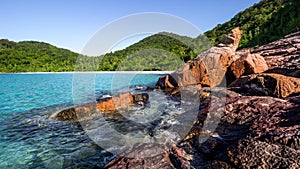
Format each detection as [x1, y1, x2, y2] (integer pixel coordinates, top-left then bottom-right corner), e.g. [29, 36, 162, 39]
[0, 72, 192, 168]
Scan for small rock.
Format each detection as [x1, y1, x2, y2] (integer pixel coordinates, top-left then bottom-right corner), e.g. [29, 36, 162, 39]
[156, 74, 178, 90]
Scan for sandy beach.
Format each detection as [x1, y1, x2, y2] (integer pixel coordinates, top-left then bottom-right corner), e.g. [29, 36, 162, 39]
[0, 71, 174, 74]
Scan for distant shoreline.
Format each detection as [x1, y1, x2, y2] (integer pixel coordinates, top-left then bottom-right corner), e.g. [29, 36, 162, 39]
[0, 71, 174, 75]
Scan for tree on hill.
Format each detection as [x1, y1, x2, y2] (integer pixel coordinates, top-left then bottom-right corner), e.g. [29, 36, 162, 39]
[0, 33, 211, 72]
[97, 32, 211, 71]
[205, 0, 300, 48]
[1, 0, 299, 72]
[0, 39, 79, 72]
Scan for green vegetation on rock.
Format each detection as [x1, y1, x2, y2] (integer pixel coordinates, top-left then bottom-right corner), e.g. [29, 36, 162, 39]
[205, 0, 300, 48]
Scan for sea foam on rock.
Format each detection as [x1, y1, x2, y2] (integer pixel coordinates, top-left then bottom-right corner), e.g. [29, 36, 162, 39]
[105, 93, 300, 169]
[105, 29, 300, 168]
[51, 92, 149, 121]
[49, 28, 300, 168]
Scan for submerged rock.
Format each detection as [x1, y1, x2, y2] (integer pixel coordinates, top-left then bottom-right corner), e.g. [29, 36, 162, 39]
[50, 103, 97, 121]
[51, 92, 150, 121]
[133, 93, 149, 106]
[97, 92, 149, 111]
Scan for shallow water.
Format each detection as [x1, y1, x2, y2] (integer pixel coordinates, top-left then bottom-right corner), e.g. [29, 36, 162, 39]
[0, 73, 171, 168]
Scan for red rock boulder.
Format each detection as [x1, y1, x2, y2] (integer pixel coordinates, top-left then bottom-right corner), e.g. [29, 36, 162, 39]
[97, 92, 135, 111]
[229, 73, 300, 98]
[228, 51, 268, 79]
[157, 27, 243, 90]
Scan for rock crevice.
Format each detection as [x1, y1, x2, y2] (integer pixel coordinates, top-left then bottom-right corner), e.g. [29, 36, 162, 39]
[105, 29, 300, 168]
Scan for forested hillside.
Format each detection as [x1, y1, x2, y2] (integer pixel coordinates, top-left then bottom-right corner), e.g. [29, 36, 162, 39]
[205, 0, 300, 48]
[0, 33, 210, 72]
[98, 33, 211, 71]
[1, 0, 299, 72]
[0, 39, 78, 72]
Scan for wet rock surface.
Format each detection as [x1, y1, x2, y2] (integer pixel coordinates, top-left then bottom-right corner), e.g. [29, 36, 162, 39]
[49, 29, 300, 168]
[104, 143, 173, 169]
[105, 95, 300, 169]
[50, 103, 97, 121]
[51, 92, 150, 121]
[97, 92, 135, 111]
[105, 30, 300, 168]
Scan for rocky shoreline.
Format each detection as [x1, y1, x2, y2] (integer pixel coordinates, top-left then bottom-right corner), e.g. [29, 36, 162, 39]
[104, 28, 300, 168]
[51, 28, 300, 168]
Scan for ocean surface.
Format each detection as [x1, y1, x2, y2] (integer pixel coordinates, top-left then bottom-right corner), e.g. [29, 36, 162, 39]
[0, 73, 183, 168]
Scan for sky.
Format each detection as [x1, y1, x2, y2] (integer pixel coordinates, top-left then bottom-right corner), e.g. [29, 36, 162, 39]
[0, 0, 260, 53]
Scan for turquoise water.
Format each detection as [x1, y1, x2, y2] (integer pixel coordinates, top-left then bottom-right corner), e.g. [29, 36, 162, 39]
[0, 73, 164, 168]
[0, 73, 162, 116]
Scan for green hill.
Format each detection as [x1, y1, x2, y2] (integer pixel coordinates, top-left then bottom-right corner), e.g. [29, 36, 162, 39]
[97, 32, 211, 71]
[205, 0, 300, 48]
[0, 39, 78, 72]
[0, 33, 210, 72]
[1, 0, 299, 72]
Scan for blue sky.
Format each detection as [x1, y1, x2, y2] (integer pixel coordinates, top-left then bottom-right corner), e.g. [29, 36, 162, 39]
[0, 0, 260, 53]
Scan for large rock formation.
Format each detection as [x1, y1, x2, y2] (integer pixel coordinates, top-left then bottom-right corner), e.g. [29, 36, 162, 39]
[229, 73, 300, 98]
[48, 29, 299, 168]
[156, 27, 243, 89]
[105, 94, 300, 168]
[105, 30, 300, 169]
[251, 31, 300, 71]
